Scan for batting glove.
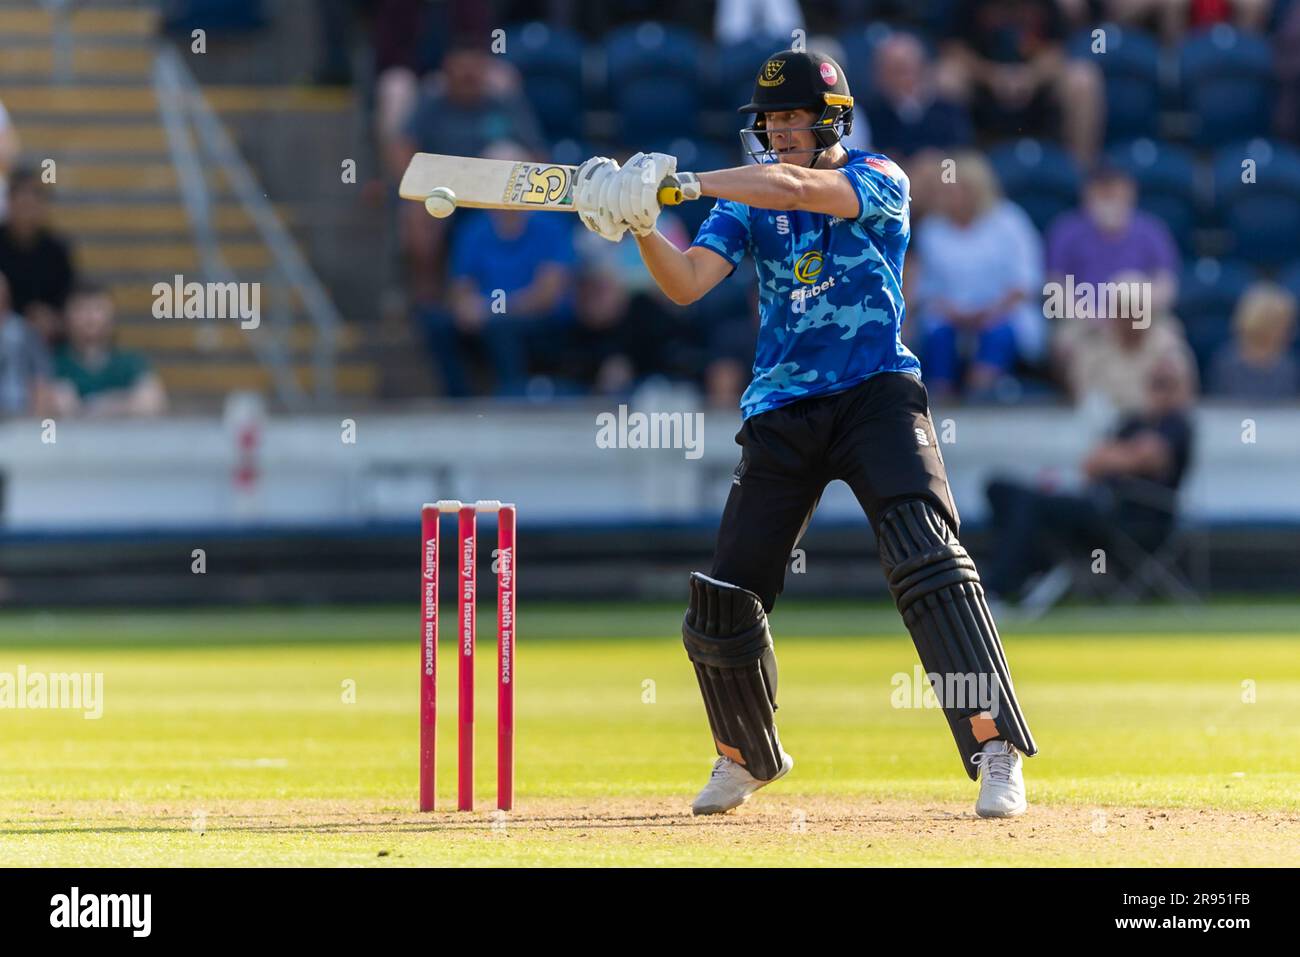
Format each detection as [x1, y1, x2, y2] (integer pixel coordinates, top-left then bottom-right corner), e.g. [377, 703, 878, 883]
[574, 156, 627, 243]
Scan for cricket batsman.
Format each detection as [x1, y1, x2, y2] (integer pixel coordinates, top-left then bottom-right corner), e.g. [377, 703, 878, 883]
[573, 50, 1037, 818]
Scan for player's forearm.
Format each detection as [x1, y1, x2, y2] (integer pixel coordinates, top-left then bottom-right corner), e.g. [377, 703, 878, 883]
[698, 164, 810, 212]
[634, 230, 701, 305]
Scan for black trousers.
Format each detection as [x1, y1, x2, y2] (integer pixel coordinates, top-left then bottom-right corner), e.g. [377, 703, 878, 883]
[711, 372, 958, 611]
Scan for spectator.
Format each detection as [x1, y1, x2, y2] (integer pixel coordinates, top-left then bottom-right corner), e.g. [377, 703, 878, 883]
[984, 352, 1196, 603]
[0, 272, 51, 418]
[0, 97, 18, 223]
[1046, 163, 1180, 318]
[570, 207, 702, 394]
[939, 0, 1103, 166]
[389, 47, 545, 307]
[390, 45, 543, 177]
[1209, 280, 1299, 400]
[1098, 0, 1272, 45]
[1058, 270, 1197, 413]
[912, 151, 1044, 399]
[420, 145, 577, 396]
[49, 283, 166, 418]
[865, 32, 974, 162]
[0, 169, 76, 346]
[715, 0, 804, 45]
[1277, 0, 1300, 142]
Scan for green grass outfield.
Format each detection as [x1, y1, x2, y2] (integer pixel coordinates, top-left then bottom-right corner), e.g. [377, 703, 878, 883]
[0, 602, 1297, 866]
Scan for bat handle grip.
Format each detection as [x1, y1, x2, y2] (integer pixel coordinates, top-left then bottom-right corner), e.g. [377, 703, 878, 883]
[657, 181, 683, 206]
[657, 172, 699, 206]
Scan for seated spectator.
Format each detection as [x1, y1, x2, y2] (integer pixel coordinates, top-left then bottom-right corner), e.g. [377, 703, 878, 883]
[983, 353, 1196, 603]
[865, 32, 974, 163]
[1093, 0, 1272, 45]
[1209, 280, 1299, 400]
[1057, 271, 1197, 413]
[390, 44, 543, 179]
[0, 272, 51, 418]
[0, 169, 76, 346]
[50, 283, 167, 417]
[1277, 0, 1300, 142]
[420, 145, 577, 397]
[938, 0, 1103, 166]
[1046, 163, 1180, 319]
[715, 0, 804, 45]
[390, 47, 544, 307]
[570, 206, 703, 395]
[912, 151, 1044, 400]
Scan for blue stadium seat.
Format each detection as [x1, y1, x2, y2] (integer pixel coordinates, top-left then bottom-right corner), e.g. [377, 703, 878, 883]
[1179, 26, 1274, 147]
[1106, 139, 1200, 254]
[504, 22, 587, 142]
[1279, 261, 1300, 303]
[1212, 141, 1300, 266]
[605, 23, 705, 143]
[714, 36, 789, 111]
[1068, 25, 1163, 145]
[988, 139, 1081, 233]
[1176, 258, 1253, 374]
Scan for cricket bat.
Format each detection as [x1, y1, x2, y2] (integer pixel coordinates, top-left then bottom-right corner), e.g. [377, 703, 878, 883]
[399, 153, 696, 212]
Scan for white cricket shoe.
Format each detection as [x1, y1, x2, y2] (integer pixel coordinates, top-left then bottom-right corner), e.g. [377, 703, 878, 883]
[972, 739, 1027, 818]
[691, 750, 794, 816]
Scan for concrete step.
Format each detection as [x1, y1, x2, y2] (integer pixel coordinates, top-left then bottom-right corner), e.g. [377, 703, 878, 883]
[0, 86, 158, 115]
[0, 46, 153, 80]
[0, 85, 352, 117]
[116, 320, 360, 354]
[107, 281, 300, 313]
[156, 361, 378, 396]
[15, 123, 167, 154]
[79, 240, 270, 273]
[52, 202, 292, 236]
[0, 8, 159, 37]
[45, 162, 224, 195]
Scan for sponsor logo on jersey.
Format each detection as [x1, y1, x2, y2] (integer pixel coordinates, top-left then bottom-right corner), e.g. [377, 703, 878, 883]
[793, 250, 824, 284]
[864, 156, 902, 179]
[775, 214, 790, 234]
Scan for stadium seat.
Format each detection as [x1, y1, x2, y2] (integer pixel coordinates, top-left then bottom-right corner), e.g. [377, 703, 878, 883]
[605, 23, 704, 143]
[163, 0, 264, 33]
[988, 139, 1081, 233]
[1068, 25, 1163, 145]
[1279, 261, 1300, 303]
[713, 36, 789, 111]
[1211, 141, 1300, 266]
[1176, 257, 1253, 374]
[1179, 25, 1274, 147]
[1106, 139, 1200, 255]
[505, 22, 587, 142]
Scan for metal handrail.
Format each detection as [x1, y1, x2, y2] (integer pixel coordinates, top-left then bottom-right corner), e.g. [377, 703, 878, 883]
[152, 45, 341, 407]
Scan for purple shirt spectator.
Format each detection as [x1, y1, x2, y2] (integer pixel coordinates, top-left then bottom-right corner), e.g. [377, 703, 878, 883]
[1046, 209, 1179, 289]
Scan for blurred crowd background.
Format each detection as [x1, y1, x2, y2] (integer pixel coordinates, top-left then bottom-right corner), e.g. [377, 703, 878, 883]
[366, 0, 1300, 411]
[1, 0, 1298, 420]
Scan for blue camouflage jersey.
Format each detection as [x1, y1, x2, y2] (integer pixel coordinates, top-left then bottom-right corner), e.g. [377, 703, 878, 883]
[691, 148, 921, 419]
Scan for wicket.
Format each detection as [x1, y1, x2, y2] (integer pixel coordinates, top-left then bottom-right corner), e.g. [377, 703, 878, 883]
[420, 499, 516, 812]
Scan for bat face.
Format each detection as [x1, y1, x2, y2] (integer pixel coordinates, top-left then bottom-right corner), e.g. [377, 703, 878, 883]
[399, 153, 577, 210]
